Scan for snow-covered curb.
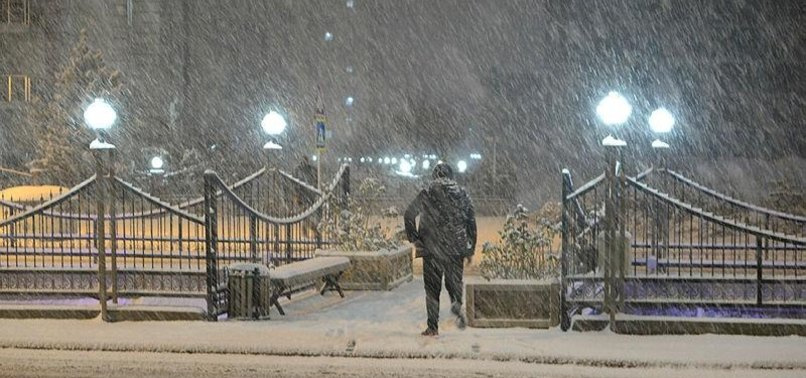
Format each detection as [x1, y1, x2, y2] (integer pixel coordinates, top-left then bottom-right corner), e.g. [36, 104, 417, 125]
[0, 319, 804, 371]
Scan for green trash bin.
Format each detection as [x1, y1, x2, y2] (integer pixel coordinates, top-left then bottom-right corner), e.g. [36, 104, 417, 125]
[227, 263, 272, 319]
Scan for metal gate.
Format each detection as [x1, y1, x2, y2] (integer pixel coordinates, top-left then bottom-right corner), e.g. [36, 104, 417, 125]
[0, 164, 349, 321]
[203, 165, 350, 319]
[561, 167, 806, 330]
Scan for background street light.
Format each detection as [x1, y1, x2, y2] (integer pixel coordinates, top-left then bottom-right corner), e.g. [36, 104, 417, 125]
[422, 159, 431, 170]
[150, 156, 164, 170]
[457, 160, 468, 173]
[399, 159, 412, 174]
[149, 156, 165, 175]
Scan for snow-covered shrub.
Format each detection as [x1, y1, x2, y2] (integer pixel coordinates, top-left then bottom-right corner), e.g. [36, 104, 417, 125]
[480, 203, 560, 280]
[319, 177, 402, 251]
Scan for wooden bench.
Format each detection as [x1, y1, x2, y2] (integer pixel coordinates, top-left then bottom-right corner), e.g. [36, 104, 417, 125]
[268, 256, 351, 316]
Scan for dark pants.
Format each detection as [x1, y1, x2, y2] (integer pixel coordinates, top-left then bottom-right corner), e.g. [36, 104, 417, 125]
[423, 256, 464, 331]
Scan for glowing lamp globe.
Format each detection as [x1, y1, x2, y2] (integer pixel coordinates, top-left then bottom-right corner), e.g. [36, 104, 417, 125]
[150, 156, 165, 170]
[649, 108, 675, 134]
[261, 111, 287, 136]
[596, 91, 632, 126]
[84, 99, 117, 130]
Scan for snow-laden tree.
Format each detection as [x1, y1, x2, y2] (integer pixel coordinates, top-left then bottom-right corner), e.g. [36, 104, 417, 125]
[26, 29, 122, 185]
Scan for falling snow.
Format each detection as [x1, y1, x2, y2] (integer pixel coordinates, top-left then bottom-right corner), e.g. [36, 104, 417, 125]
[0, 1, 805, 376]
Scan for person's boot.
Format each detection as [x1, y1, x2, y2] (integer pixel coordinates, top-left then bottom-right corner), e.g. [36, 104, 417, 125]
[451, 301, 461, 316]
[451, 302, 467, 330]
[421, 327, 438, 337]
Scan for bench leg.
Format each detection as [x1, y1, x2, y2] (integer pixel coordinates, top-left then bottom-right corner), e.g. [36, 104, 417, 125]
[320, 273, 345, 298]
[270, 285, 286, 316]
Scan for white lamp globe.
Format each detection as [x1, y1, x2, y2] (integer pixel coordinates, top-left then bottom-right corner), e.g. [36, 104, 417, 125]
[84, 98, 117, 130]
[261, 111, 287, 136]
[596, 91, 632, 126]
[649, 108, 675, 134]
[457, 160, 468, 173]
[150, 156, 164, 170]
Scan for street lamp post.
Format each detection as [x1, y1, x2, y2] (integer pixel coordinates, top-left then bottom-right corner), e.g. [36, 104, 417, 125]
[261, 110, 287, 216]
[596, 91, 631, 330]
[84, 98, 117, 320]
[149, 155, 166, 195]
[648, 108, 674, 274]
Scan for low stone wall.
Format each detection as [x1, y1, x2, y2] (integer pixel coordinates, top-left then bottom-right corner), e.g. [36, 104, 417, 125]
[466, 278, 560, 328]
[317, 246, 413, 291]
[572, 314, 806, 336]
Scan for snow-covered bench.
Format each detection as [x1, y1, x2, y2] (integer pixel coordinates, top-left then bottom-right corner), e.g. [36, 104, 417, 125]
[268, 256, 351, 316]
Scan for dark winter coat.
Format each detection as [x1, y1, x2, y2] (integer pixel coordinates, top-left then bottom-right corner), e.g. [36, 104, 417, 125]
[404, 178, 477, 261]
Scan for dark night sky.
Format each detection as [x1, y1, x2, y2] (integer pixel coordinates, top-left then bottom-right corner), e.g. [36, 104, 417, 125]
[178, 1, 805, 162]
[2, 0, 804, 203]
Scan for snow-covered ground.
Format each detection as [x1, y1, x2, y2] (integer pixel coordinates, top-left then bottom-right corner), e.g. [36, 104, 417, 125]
[0, 278, 804, 376]
[1, 349, 803, 378]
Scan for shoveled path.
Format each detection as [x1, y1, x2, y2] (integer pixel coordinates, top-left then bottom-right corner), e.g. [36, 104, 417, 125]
[0, 278, 804, 375]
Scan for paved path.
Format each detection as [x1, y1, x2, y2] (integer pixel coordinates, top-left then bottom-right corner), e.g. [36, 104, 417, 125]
[0, 278, 804, 375]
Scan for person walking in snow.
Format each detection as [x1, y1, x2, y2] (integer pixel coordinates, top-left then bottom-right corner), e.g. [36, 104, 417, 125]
[404, 162, 477, 336]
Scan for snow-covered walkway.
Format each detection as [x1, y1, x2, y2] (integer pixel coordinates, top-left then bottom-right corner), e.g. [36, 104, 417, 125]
[0, 278, 804, 372]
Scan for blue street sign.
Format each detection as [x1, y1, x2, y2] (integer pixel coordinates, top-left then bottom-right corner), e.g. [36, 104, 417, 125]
[316, 122, 326, 149]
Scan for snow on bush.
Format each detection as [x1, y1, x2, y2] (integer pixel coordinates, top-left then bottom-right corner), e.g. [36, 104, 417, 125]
[319, 178, 403, 251]
[480, 203, 560, 280]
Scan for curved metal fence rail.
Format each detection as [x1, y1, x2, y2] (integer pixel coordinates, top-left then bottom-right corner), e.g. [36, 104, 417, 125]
[203, 164, 350, 319]
[0, 176, 99, 296]
[0, 164, 351, 321]
[653, 169, 805, 237]
[162, 166, 324, 218]
[107, 177, 208, 298]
